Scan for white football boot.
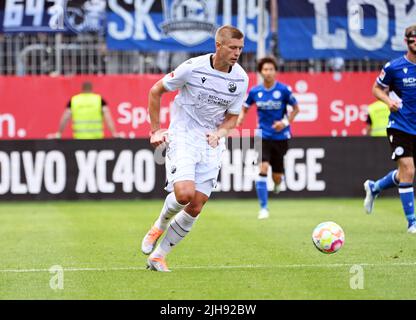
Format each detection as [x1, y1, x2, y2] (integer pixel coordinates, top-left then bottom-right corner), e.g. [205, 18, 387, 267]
[258, 208, 270, 220]
[363, 180, 379, 214]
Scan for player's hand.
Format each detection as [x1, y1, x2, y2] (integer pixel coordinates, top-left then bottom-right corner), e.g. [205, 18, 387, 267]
[272, 121, 286, 132]
[387, 99, 401, 112]
[150, 129, 168, 148]
[206, 132, 220, 148]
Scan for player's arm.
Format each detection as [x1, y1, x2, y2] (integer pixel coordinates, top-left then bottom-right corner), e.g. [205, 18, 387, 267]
[273, 89, 300, 131]
[148, 61, 191, 147]
[207, 113, 239, 148]
[372, 82, 400, 112]
[272, 104, 299, 131]
[287, 103, 300, 124]
[237, 89, 254, 127]
[373, 62, 400, 112]
[148, 79, 169, 147]
[236, 106, 249, 127]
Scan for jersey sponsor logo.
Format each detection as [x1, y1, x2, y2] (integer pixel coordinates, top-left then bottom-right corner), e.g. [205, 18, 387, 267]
[403, 77, 416, 87]
[256, 100, 282, 110]
[228, 82, 237, 93]
[198, 92, 231, 108]
[160, 0, 218, 46]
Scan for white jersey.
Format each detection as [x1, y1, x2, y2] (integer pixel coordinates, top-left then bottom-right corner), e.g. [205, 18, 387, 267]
[162, 53, 249, 142]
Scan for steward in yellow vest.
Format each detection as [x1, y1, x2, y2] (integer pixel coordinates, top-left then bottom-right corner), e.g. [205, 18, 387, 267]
[51, 81, 119, 139]
[366, 100, 390, 137]
[71, 92, 104, 139]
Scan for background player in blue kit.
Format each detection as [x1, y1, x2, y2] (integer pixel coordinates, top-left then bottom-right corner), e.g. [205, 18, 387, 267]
[364, 25, 416, 234]
[238, 57, 299, 219]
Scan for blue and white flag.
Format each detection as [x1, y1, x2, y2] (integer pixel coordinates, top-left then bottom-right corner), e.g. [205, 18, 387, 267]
[278, 0, 412, 60]
[106, 0, 271, 52]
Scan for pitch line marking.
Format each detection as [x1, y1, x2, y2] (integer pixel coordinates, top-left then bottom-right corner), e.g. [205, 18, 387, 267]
[1, 262, 416, 273]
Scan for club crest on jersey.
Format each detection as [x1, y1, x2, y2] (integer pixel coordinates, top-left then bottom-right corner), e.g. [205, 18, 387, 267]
[403, 67, 408, 74]
[273, 91, 281, 99]
[228, 81, 237, 93]
[395, 146, 404, 156]
[160, 0, 218, 46]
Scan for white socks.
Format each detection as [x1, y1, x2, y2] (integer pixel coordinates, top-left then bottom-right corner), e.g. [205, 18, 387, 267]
[151, 210, 198, 259]
[154, 192, 186, 231]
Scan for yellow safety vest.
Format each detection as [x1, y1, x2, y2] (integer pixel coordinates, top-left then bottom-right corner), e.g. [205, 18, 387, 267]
[70, 93, 104, 139]
[368, 100, 390, 137]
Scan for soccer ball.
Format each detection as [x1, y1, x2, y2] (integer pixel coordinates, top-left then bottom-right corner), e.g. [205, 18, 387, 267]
[312, 221, 345, 254]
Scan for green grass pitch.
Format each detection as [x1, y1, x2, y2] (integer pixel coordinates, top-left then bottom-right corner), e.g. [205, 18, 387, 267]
[1, 198, 416, 299]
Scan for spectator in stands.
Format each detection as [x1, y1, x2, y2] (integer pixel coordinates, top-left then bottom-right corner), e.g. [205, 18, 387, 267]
[365, 100, 390, 136]
[50, 81, 119, 139]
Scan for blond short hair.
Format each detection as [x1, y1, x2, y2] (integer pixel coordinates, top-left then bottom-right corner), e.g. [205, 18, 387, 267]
[215, 25, 244, 44]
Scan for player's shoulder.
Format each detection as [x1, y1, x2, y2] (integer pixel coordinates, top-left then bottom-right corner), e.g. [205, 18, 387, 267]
[248, 83, 263, 93]
[186, 54, 211, 67]
[384, 55, 408, 70]
[275, 81, 292, 93]
[177, 54, 209, 71]
[231, 62, 249, 82]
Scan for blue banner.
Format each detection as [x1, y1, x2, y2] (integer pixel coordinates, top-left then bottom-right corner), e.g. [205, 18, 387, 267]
[106, 0, 271, 52]
[278, 0, 413, 60]
[0, 0, 106, 34]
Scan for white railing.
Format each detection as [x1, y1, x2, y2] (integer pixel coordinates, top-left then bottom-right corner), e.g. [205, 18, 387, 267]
[0, 33, 386, 75]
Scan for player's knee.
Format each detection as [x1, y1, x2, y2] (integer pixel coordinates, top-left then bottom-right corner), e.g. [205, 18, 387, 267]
[186, 204, 203, 217]
[273, 174, 283, 185]
[403, 168, 415, 181]
[175, 190, 194, 205]
[398, 167, 414, 183]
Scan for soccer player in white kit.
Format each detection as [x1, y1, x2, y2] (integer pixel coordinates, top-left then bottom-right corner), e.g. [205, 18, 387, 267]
[141, 25, 249, 272]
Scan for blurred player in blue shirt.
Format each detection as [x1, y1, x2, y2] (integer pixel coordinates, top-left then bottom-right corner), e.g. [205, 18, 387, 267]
[364, 25, 416, 233]
[238, 57, 299, 219]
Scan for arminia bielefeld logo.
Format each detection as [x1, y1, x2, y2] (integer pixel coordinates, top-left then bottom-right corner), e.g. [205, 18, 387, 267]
[160, 0, 218, 46]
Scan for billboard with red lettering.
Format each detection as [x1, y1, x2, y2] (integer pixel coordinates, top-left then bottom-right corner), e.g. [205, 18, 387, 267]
[0, 72, 378, 139]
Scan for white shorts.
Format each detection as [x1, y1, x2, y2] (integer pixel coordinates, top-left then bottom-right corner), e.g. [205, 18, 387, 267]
[164, 134, 225, 197]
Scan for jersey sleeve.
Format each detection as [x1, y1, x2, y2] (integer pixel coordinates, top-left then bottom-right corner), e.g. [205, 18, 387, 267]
[376, 62, 393, 88]
[162, 59, 193, 91]
[286, 86, 298, 106]
[228, 77, 249, 115]
[243, 88, 255, 109]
